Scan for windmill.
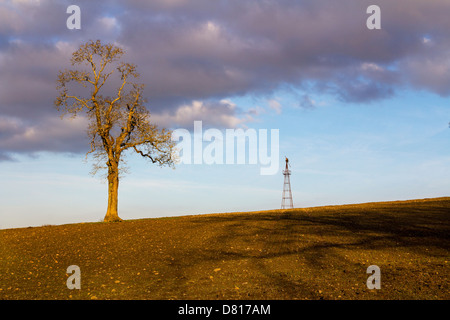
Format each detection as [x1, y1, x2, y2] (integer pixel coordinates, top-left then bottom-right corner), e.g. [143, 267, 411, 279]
[281, 157, 294, 209]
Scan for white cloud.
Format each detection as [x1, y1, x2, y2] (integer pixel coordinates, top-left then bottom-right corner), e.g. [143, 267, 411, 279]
[55, 41, 77, 55]
[361, 62, 383, 72]
[268, 99, 282, 114]
[422, 36, 432, 45]
[99, 16, 119, 31]
[150, 100, 254, 129]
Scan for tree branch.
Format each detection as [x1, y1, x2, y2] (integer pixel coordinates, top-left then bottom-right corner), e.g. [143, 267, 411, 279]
[133, 146, 157, 163]
[65, 95, 92, 110]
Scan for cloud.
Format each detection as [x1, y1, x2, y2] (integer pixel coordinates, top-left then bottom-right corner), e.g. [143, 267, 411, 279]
[0, 115, 89, 157]
[150, 100, 254, 130]
[299, 94, 316, 109]
[116, 0, 450, 104]
[267, 99, 282, 114]
[1, 0, 450, 159]
[401, 50, 450, 96]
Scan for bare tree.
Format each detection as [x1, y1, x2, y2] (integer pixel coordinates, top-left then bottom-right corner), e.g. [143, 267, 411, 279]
[55, 40, 176, 222]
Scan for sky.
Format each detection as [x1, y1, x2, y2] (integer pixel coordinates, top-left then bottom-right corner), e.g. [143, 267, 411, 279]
[1, 0, 450, 229]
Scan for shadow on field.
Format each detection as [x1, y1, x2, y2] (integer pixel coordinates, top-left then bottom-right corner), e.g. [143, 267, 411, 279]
[189, 203, 449, 258]
[1, 198, 448, 299]
[179, 200, 449, 298]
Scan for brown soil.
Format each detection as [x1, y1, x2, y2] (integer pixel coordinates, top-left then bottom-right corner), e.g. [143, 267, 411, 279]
[0, 197, 449, 300]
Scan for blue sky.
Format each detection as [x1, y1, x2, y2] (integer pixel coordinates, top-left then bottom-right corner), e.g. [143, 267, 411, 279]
[1, 88, 448, 229]
[1, 0, 450, 229]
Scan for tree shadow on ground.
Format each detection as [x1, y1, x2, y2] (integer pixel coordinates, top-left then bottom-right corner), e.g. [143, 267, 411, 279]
[174, 200, 450, 298]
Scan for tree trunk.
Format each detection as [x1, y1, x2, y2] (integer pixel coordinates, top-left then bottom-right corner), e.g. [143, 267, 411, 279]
[104, 162, 122, 222]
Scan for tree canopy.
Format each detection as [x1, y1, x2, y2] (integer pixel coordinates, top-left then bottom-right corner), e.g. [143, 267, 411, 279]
[55, 40, 176, 222]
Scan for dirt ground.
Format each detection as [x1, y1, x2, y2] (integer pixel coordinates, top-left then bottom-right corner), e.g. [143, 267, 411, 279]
[0, 197, 449, 300]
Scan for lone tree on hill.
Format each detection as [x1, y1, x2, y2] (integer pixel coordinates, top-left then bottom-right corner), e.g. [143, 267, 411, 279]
[55, 40, 176, 222]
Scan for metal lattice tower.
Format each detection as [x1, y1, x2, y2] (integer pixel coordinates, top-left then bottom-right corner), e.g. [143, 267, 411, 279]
[281, 157, 293, 209]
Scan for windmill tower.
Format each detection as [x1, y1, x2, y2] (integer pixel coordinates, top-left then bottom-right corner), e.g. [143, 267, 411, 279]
[281, 157, 293, 209]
